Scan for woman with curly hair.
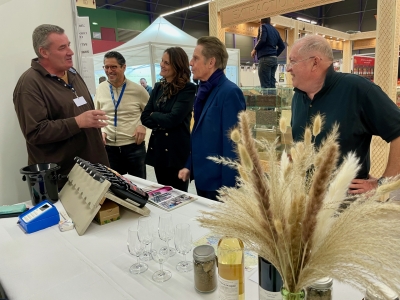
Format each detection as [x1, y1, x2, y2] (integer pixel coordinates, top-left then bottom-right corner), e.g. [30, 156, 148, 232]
[141, 47, 196, 191]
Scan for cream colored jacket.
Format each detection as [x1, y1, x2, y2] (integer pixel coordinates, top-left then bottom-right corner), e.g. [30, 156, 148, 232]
[95, 78, 149, 146]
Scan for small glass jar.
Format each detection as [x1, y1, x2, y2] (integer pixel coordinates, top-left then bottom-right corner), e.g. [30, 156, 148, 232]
[306, 277, 333, 300]
[364, 282, 399, 300]
[193, 245, 217, 293]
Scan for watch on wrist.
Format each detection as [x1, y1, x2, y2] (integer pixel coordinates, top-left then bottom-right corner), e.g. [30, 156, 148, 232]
[377, 176, 385, 187]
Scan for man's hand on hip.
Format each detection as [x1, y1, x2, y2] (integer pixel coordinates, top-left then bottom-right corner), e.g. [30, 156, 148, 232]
[133, 125, 146, 145]
[75, 110, 108, 128]
[348, 176, 378, 194]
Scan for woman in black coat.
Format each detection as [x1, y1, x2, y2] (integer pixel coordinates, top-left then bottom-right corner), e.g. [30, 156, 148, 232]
[141, 47, 196, 192]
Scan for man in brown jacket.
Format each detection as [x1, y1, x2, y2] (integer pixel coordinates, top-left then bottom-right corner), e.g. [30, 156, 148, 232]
[13, 24, 109, 187]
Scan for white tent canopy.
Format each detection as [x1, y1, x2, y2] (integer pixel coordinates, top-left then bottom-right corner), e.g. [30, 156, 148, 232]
[93, 17, 240, 86]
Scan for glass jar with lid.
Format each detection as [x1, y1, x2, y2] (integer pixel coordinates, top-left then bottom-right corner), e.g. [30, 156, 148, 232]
[306, 277, 333, 300]
[364, 282, 399, 300]
[193, 245, 217, 293]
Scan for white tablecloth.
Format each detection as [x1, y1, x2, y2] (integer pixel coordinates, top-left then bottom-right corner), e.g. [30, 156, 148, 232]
[0, 176, 364, 300]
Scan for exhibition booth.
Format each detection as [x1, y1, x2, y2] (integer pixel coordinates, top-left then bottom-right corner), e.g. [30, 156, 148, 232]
[2, 0, 400, 299]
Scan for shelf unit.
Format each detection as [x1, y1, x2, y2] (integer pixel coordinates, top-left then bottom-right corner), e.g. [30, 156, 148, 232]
[241, 86, 294, 159]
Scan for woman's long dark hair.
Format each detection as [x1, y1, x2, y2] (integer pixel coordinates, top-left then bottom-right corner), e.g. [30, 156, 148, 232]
[162, 47, 191, 98]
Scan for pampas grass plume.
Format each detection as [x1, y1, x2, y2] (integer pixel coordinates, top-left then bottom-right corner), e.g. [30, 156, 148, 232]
[280, 117, 287, 134]
[290, 147, 297, 162]
[230, 128, 241, 143]
[305, 128, 312, 146]
[238, 144, 253, 171]
[197, 112, 400, 296]
[313, 115, 322, 136]
[376, 179, 400, 197]
[274, 219, 283, 235]
[238, 165, 249, 182]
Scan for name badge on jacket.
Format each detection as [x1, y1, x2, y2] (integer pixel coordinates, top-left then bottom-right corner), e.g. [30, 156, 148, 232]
[73, 96, 87, 107]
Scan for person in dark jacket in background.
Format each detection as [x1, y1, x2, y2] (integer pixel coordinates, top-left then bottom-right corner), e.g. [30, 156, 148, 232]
[139, 78, 153, 95]
[251, 17, 286, 88]
[141, 47, 195, 192]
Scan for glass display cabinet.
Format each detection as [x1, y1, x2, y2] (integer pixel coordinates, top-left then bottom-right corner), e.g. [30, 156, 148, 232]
[241, 86, 294, 159]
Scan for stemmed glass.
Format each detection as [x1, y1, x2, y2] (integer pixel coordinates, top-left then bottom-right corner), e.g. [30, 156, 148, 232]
[127, 227, 148, 274]
[158, 214, 176, 257]
[174, 223, 193, 272]
[151, 236, 172, 282]
[137, 216, 154, 261]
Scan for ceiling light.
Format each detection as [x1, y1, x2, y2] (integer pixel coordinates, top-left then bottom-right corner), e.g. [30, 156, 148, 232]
[272, 23, 276, 27]
[296, 17, 317, 24]
[160, 0, 212, 17]
[92, 22, 98, 25]
[322, 35, 325, 37]
[296, 17, 310, 22]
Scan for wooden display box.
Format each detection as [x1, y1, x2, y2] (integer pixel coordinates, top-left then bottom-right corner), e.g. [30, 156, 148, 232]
[94, 200, 120, 225]
[250, 94, 282, 107]
[256, 110, 278, 126]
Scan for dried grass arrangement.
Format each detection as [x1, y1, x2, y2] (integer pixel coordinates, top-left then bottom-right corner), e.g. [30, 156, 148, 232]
[197, 111, 400, 298]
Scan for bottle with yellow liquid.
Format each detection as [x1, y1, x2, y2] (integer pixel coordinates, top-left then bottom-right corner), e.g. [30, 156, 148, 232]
[217, 237, 245, 300]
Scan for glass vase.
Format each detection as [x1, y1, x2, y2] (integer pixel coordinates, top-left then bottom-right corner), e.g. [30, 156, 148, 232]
[281, 287, 305, 300]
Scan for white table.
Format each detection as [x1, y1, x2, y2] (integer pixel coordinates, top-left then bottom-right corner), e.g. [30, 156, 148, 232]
[0, 176, 364, 300]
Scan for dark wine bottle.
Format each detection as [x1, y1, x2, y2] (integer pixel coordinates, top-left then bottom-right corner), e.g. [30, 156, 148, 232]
[258, 256, 283, 300]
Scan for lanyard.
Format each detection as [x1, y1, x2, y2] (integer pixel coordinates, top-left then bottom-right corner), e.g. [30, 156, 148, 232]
[53, 76, 78, 97]
[109, 82, 126, 127]
[69, 85, 78, 98]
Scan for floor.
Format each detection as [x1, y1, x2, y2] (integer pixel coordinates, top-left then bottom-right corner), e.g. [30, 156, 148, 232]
[145, 165, 197, 195]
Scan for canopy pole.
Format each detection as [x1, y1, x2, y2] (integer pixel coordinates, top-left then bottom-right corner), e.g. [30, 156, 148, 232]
[149, 43, 157, 87]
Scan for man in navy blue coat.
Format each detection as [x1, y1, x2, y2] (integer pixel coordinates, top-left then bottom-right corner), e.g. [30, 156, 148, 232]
[178, 36, 246, 201]
[251, 17, 285, 88]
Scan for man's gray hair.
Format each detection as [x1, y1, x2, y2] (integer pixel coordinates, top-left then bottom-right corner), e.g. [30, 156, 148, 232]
[197, 36, 229, 70]
[295, 35, 334, 62]
[32, 24, 64, 58]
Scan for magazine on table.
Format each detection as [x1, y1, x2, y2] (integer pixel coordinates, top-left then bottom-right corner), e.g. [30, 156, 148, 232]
[144, 186, 197, 211]
[123, 177, 197, 211]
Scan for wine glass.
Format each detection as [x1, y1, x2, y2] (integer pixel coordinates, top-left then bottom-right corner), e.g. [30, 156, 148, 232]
[158, 214, 176, 257]
[151, 236, 172, 282]
[174, 223, 193, 272]
[137, 216, 154, 261]
[127, 227, 148, 274]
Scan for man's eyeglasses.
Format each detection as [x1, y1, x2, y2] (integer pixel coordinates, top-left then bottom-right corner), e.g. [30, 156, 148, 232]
[287, 56, 316, 69]
[103, 65, 119, 71]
